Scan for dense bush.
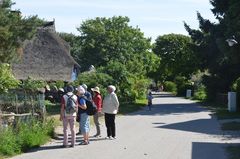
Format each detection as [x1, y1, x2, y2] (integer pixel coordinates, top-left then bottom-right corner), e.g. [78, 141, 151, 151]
[0, 127, 20, 156]
[193, 85, 207, 101]
[74, 71, 114, 97]
[202, 75, 221, 102]
[74, 60, 151, 103]
[0, 118, 55, 156]
[0, 63, 19, 93]
[174, 76, 192, 96]
[19, 77, 47, 91]
[232, 77, 240, 110]
[164, 81, 177, 95]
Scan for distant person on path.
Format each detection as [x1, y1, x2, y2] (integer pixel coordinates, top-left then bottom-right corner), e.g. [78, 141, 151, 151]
[91, 86, 103, 137]
[60, 85, 78, 148]
[77, 86, 90, 145]
[160, 85, 164, 92]
[147, 91, 153, 111]
[102, 85, 119, 139]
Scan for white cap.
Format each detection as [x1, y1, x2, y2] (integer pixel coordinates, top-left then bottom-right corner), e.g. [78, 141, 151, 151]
[77, 86, 85, 94]
[108, 85, 116, 92]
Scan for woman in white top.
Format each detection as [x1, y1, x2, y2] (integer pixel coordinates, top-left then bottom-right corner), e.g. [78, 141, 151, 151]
[102, 85, 119, 139]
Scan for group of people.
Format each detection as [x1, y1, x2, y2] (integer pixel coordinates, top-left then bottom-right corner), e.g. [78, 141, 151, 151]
[60, 84, 119, 148]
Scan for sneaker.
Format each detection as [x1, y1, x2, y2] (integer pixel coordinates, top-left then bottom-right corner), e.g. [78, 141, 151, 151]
[70, 144, 75, 148]
[112, 137, 117, 139]
[105, 136, 111, 140]
[79, 140, 89, 145]
[94, 134, 101, 138]
[61, 145, 69, 148]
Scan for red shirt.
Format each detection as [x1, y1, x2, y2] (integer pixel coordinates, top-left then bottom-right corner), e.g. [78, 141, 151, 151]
[93, 93, 102, 112]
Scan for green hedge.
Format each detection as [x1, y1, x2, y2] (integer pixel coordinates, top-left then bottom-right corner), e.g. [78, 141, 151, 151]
[164, 81, 177, 95]
[193, 85, 207, 101]
[0, 119, 55, 156]
[232, 77, 240, 110]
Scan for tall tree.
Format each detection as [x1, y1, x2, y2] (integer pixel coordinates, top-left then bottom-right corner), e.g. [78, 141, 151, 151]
[184, 0, 240, 100]
[69, 16, 159, 101]
[76, 16, 153, 72]
[0, 0, 42, 63]
[153, 34, 198, 82]
[58, 32, 82, 63]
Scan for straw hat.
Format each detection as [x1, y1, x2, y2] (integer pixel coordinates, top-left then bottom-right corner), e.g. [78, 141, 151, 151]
[91, 86, 100, 94]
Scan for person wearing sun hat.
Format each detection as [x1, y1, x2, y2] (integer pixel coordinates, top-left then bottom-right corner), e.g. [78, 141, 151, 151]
[102, 85, 119, 139]
[91, 86, 103, 137]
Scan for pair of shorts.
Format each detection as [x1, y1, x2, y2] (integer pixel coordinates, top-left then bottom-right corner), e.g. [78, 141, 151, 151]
[80, 113, 90, 134]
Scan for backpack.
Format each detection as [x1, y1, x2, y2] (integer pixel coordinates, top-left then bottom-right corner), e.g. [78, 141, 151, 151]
[78, 96, 97, 116]
[85, 98, 97, 116]
[65, 94, 77, 115]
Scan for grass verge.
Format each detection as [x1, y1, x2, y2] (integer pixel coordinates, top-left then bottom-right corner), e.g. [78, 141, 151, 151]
[0, 118, 55, 158]
[45, 100, 61, 126]
[118, 99, 147, 115]
[199, 102, 240, 120]
[227, 145, 240, 159]
[221, 122, 240, 131]
[214, 108, 240, 120]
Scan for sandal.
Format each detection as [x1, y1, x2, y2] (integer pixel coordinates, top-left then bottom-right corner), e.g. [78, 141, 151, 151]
[79, 140, 89, 145]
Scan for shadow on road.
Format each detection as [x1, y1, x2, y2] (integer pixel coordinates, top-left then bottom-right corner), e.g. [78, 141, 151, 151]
[128, 103, 207, 116]
[154, 118, 221, 135]
[191, 142, 238, 159]
[25, 136, 108, 153]
[26, 145, 63, 153]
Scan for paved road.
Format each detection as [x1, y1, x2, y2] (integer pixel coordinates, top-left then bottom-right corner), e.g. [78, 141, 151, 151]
[12, 92, 240, 159]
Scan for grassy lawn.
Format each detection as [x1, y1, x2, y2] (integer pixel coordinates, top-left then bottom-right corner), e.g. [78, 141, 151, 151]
[45, 100, 61, 125]
[221, 122, 240, 131]
[227, 145, 240, 159]
[45, 100, 60, 116]
[199, 102, 240, 120]
[214, 108, 240, 120]
[118, 99, 147, 115]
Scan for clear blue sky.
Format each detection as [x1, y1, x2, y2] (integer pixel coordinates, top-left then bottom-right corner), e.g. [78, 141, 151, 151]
[13, 0, 216, 41]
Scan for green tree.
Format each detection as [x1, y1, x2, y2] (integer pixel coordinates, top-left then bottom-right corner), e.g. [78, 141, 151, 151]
[58, 32, 82, 63]
[76, 16, 152, 72]
[184, 0, 240, 101]
[153, 34, 198, 82]
[74, 71, 113, 97]
[0, 0, 43, 63]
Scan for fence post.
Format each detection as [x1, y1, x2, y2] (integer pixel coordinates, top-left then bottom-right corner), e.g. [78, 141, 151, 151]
[228, 92, 237, 112]
[186, 89, 192, 98]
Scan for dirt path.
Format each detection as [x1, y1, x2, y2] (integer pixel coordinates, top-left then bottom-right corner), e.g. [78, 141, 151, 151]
[11, 92, 240, 159]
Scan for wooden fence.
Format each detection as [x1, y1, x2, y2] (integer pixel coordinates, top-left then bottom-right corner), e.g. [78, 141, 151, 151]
[0, 90, 46, 128]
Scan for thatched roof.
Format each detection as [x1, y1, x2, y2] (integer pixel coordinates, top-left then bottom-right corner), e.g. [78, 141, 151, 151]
[12, 28, 80, 82]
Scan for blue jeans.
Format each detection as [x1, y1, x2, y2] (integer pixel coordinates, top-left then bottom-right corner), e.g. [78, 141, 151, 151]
[80, 113, 90, 134]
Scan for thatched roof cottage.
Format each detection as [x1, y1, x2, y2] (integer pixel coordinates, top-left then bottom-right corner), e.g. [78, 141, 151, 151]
[12, 23, 80, 82]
